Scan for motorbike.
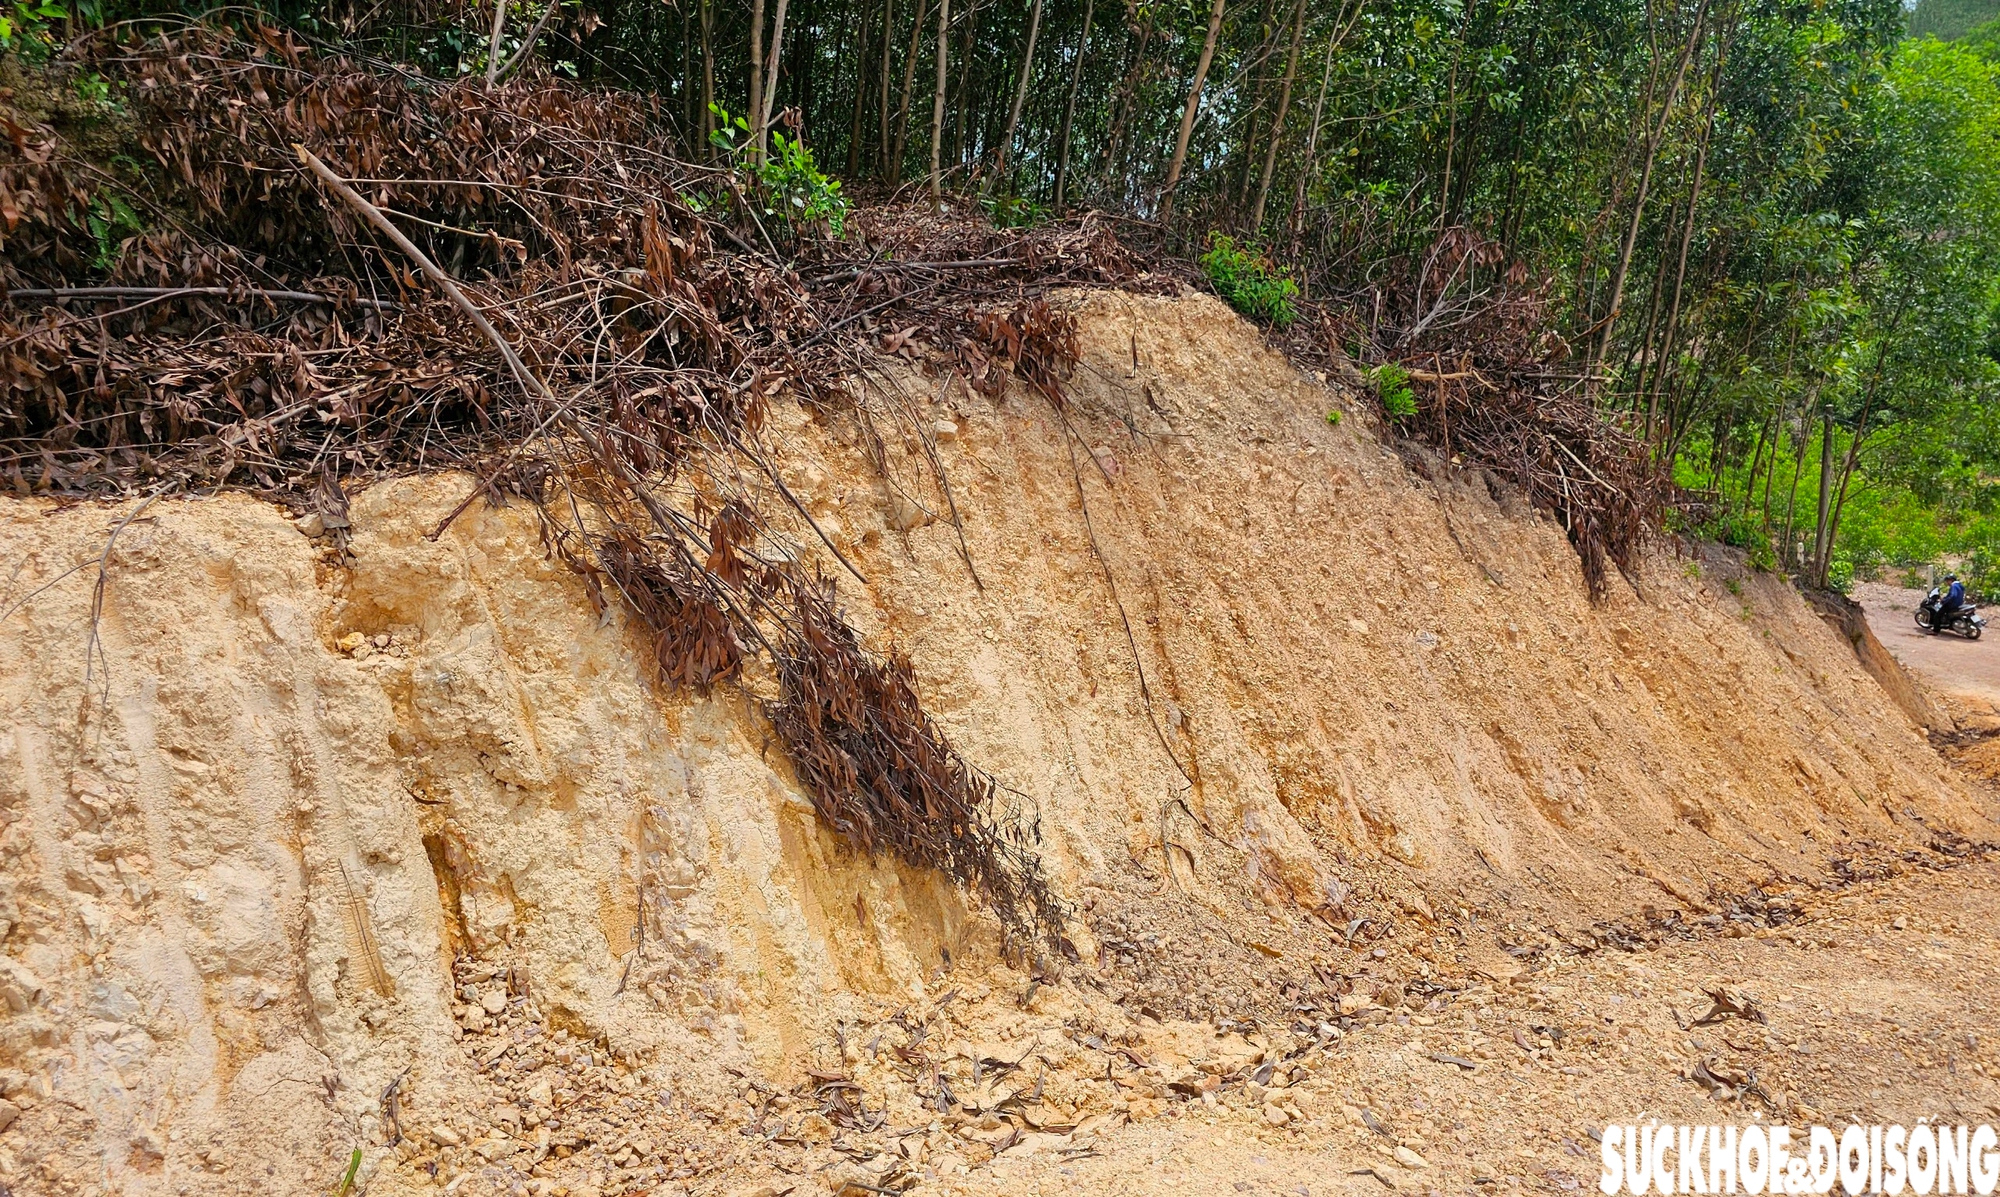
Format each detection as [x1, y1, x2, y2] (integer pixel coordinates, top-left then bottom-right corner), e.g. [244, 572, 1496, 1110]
[1916, 588, 1987, 639]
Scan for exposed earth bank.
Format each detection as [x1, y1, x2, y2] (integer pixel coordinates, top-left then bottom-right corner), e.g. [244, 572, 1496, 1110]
[1, 292, 1994, 1196]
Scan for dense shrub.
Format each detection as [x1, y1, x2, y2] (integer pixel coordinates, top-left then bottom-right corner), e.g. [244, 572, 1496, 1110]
[1200, 234, 1297, 327]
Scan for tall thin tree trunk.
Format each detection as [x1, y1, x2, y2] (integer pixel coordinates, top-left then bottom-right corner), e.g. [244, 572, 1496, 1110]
[1250, 0, 1308, 231]
[929, 0, 951, 208]
[877, 0, 898, 174]
[1780, 404, 1812, 570]
[1435, 0, 1475, 223]
[1105, 12, 1157, 196]
[890, 0, 928, 187]
[952, 0, 980, 176]
[1624, 193, 1678, 408]
[795, 0, 819, 143]
[1234, 0, 1279, 209]
[757, 0, 792, 156]
[848, 0, 875, 174]
[986, 0, 1045, 195]
[699, 0, 717, 157]
[1289, 18, 1341, 244]
[483, 0, 506, 87]
[1160, 0, 1227, 220]
[1644, 51, 1723, 433]
[1760, 320, 1800, 533]
[1819, 299, 1909, 585]
[1593, 0, 1708, 371]
[1052, 0, 1094, 211]
[1571, 24, 1666, 335]
[748, 0, 767, 156]
[1809, 411, 1836, 587]
[1759, 406, 1780, 531]
[682, 3, 695, 135]
[1743, 408, 1771, 515]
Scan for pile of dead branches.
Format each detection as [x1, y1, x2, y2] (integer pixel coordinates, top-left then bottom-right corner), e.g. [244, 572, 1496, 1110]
[1, 24, 1095, 958]
[1399, 357, 1664, 601]
[1, 24, 789, 496]
[1289, 226, 1673, 601]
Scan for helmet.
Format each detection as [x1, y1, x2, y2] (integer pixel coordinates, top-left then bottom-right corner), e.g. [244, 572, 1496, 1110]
[1946, 573, 1960, 582]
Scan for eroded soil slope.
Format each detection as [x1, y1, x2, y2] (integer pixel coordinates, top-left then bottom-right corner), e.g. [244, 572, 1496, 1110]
[0, 291, 1990, 1196]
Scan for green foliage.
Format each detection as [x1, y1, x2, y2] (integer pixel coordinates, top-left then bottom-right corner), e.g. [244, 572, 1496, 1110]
[73, 71, 115, 107]
[979, 191, 1046, 229]
[335, 1148, 362, 1197]
[708, 103, 849, 240]
[774, 135, 848, 237]
[400, 0, 575, 79]
[1, 0, 68, 60]
[1967, 17, 2000, 59]
[1200, 234, 1297, 327]
[1659, 29, 2000, 590]
[79, 192, 142, 271]
[1959, 526, 2000, 599]
[761, 130, 848, 238]
[1370, 363, 1417, 419]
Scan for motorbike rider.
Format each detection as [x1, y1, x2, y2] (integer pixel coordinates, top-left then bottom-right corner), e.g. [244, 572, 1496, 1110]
[1933, 573, 1967, 633]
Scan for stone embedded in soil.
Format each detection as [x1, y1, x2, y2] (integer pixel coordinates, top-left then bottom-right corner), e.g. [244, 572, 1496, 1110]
[885, 494, 933, 530]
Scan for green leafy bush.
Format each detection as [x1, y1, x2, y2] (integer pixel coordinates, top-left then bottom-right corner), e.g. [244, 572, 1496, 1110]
[1, 0, 68, 60]
[1674, 503, 1780, 572]
[708, 103, 849, 239]
[1958, 522, 2000, 600]
[761, 129, 848, 238]
[1370, 363, 1417, 418]
[73, 192, 142, 271]
[1200, 234, 1298, 327]
[979, 191, 1046, 229]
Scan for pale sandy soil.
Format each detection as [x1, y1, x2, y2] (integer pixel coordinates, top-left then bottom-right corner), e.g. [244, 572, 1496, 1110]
[2, 292, 1995, 1197]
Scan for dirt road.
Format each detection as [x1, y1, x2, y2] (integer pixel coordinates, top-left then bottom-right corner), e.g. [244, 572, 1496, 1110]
[945, 858, 2000, 1197]
[353, 852, 2000, 1197]
[1856, 581, 2000, 705]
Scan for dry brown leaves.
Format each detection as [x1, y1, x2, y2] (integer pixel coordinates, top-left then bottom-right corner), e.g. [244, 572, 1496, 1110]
[769, 574, 1068, 957]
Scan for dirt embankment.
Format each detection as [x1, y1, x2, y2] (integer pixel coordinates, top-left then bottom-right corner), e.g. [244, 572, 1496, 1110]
[0, 292, 1991, 1196]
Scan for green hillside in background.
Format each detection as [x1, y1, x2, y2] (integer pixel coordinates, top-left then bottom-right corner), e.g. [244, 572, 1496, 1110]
[1911, 0, 2000, 39]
